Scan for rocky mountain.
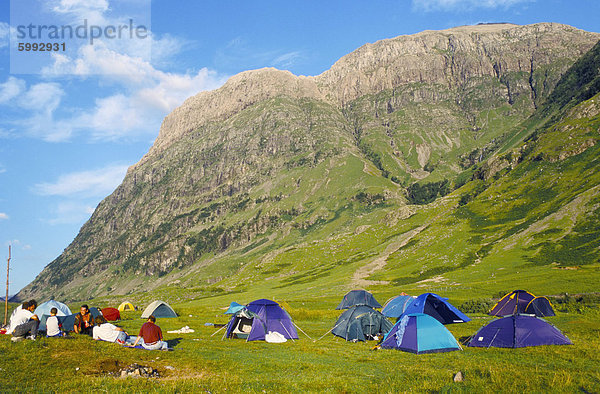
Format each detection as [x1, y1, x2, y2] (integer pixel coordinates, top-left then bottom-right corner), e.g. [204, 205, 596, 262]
[17, 23, 600, 302]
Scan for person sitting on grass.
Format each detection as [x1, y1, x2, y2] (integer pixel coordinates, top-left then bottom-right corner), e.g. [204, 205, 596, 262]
[73, 304, 95, 336]
[46, 307, 66, 337]
[92, 317, 128, 345]
[129, 315, 168, 350]
[9, 300, 39, 342]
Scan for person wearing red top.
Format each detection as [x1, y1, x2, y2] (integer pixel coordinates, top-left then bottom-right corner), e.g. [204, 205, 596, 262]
[129, 315, 168, 350]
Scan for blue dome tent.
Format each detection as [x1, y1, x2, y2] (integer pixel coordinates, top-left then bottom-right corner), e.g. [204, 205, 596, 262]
[380, 313, 461, 354]
[382, 295, 415, 318]
[403, 293, 470, 324]
[34, 300, 72, 331]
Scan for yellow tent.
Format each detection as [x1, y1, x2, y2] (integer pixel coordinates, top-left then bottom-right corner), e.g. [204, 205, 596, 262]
[118, 301, 135, 312]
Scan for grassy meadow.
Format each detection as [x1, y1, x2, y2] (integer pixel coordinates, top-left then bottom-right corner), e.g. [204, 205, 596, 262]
[1, 294, 599, 392]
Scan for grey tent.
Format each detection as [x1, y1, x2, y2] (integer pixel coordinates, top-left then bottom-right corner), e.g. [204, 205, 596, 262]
[332, 305, 393, 341]
[141, 300, 177, 318]
[336, 290, 382, 310]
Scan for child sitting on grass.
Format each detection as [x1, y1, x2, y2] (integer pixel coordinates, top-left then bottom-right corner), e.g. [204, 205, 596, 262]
[46, 307, 65, 337]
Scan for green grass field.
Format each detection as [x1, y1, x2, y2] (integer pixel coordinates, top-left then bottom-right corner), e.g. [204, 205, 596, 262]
[1, 296, 599, 392]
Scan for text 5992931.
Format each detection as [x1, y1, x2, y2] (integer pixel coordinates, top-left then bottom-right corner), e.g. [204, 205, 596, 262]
[17, 42, 66, 51]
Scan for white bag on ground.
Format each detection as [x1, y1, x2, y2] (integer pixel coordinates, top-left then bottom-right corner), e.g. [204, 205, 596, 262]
[265, 331, 287, 343]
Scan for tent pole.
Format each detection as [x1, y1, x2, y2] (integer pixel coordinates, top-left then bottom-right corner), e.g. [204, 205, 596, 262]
[487, 327, 501, 348]
[316, 321, 342, 341]
[292, 322, 313, 341]
[4, 245, 10, 326]
[280, 324, 295, 342]
[211, 324, 227, 337]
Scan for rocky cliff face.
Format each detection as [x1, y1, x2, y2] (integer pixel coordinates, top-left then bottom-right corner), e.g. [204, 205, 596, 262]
[17, 23, 600, 301]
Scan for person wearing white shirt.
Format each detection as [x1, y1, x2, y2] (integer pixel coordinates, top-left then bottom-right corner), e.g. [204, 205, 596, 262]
[93, 322, 128, 345]
[9, 300, 39, 341]
[46, 307, 64, 337]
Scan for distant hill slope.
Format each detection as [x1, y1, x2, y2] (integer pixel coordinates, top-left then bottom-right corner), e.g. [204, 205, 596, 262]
[17, 23, 600, 302]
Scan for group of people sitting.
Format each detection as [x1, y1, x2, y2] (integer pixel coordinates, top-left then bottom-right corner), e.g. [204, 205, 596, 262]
[4, 301, 168, 350]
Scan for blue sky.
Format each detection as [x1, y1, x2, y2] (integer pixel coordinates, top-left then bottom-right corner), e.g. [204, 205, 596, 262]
[0, 0, 598, 295]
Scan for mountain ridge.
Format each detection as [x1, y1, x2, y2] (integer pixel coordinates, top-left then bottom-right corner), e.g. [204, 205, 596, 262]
[17, 23, 600, 302]
[142, 22, 597, 166]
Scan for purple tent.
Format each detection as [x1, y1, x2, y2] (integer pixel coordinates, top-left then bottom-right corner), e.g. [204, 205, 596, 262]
[469, 315, 572, 348]
[225, 299, 298, 341]
[489, 290, 535, 316]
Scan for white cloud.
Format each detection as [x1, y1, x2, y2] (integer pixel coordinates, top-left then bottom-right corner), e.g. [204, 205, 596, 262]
[4, 239, 32, 251]
[412, 0, 533, 11]
[273, 51, 303, 69]
[33, 163, 131, 225]
[0, 22, 9, 48]
[34, 164, 129, 198]
[216, 36, 304, 71]
[1, 1, 224, 143]
[0, 213, 8, 220]
[46, 201, 96, 225]
[51, 0, 110, 19]
[40, 41, 226, 141]
[1, 41, 225, 142]
[0, 77, 26, 104]
[151, 34, 193, 67]
[18, 82, 64, 113]
[0, 79, 70, 141]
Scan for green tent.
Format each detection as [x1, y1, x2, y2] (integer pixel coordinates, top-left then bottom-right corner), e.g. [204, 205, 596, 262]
[141, 300, 177, 318]
[332, 305, 393, 341]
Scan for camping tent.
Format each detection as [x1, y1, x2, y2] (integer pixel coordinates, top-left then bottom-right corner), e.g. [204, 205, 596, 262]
[382, 295, 415, 318]
[489, 290, 535, 316]
[101, 307, 121, 321]
[380, 313, 461, 354]
[403, 293, 470, 324]
[118, 301, 135, 312]
[469, 314, 572, 348]
[225, 299, 298, 341]
[34, 300, 71, 318]
[336, 290, 382, 310]
[524, 297, 555, 317]
[332, 305, 393, 342]
[34, 300, 72, 331]
[141, 300, 177, 318]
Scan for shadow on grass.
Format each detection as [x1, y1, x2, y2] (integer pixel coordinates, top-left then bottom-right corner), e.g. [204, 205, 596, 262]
[167, 337, 183, 348]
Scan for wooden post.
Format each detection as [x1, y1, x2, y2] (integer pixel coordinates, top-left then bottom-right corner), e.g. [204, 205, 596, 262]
[4, 245, 9, 326]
